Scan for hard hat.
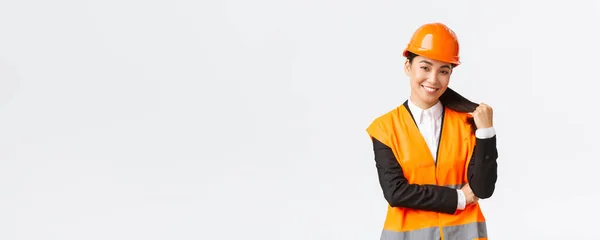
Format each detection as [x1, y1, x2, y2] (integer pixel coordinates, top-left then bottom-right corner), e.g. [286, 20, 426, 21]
[402, 22, 461, 66]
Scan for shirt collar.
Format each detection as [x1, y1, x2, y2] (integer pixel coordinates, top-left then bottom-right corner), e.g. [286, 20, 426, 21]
[407, 99, 443, 124]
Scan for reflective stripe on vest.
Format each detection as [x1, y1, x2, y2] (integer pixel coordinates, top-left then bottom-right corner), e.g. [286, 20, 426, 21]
[381, 222, 487, 240]
[367, 102, 487, 240]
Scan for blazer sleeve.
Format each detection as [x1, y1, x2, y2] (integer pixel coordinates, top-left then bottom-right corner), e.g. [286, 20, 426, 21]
[372, 137, 458, 214]
[466, 135, 499, 199]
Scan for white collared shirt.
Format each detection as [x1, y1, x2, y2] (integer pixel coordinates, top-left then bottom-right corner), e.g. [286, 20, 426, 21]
[407, 100, 444, 162]
[406, 98, 495, 210]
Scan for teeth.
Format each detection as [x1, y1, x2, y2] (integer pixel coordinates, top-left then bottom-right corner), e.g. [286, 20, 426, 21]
[423, 86, 437, 93]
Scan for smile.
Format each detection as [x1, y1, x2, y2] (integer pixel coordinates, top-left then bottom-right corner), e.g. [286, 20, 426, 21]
[421, 85, 439, 93]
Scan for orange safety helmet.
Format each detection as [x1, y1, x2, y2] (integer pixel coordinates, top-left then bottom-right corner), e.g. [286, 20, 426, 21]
[402, 22, 461, 66]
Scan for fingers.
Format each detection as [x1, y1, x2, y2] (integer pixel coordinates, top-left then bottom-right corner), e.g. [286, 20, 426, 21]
[472, 103, 493, 115]
[468, 197, 480, 205]
[477, 103, 492, 111]
[471, 103, 488, 114]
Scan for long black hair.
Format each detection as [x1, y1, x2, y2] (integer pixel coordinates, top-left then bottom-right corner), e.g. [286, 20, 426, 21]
[405, 51, 479, 133]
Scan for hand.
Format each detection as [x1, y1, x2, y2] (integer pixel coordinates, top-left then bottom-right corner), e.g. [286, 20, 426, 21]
[461, 183, 479, 205]
[472, 103, 493, 129]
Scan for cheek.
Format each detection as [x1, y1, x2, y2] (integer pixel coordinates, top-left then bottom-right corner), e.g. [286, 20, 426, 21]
[438, 75, 451, 87]
[413, 70, 427, 80]
[410, 77, 424, 88]
[411, 71, 428, 84]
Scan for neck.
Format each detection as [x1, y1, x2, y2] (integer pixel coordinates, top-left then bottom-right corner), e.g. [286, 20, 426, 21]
[409, 95, 439, 110]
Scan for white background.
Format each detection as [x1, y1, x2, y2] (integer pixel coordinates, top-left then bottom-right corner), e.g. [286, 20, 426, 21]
[0, 0, 599, 239]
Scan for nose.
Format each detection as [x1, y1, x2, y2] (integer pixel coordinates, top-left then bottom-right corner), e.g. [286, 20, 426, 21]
[427, 72, 439, 85]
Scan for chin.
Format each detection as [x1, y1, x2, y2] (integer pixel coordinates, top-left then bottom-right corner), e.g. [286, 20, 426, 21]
[416, 94, 439, 105]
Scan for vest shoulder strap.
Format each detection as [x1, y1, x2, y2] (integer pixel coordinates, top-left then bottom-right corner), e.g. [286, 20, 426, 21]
[366, 105, 407, 147]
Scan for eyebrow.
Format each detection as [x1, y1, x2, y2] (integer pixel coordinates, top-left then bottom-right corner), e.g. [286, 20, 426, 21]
[419, 60, 451, 69]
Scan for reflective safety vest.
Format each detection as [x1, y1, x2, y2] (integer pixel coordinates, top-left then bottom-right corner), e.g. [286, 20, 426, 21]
[366, 103, 487, 240]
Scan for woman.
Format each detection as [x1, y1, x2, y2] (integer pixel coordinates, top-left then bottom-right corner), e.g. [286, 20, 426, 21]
[366, 22, 498, 240]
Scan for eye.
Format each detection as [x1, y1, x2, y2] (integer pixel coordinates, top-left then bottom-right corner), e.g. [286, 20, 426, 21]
[440, 70, 449, 75]
[420, 66, 430, 71]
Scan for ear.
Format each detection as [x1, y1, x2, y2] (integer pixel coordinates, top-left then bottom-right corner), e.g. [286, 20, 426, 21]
[404, 59, 411, 76]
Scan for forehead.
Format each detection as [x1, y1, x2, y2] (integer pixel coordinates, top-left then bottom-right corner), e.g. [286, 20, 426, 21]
[413, 55, 452, 67]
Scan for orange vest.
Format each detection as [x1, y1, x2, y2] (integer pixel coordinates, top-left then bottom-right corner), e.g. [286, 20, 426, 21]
[366, 103, 487, 240]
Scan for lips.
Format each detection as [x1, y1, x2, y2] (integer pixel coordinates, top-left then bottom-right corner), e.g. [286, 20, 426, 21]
[422, 85, 438, 93]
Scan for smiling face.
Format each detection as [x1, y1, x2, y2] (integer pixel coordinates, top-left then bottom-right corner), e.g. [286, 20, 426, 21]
[404, 55, 453, 109]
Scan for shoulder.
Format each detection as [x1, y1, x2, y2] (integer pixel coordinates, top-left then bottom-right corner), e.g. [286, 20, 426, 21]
[366, 104, 408, 139]
[443, 107, 476, 136]
[444, 107, 471, 120]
